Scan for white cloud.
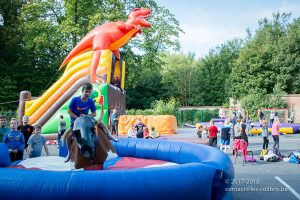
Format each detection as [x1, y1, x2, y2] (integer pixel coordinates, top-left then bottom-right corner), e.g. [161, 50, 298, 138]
[178, 20, 247, 58]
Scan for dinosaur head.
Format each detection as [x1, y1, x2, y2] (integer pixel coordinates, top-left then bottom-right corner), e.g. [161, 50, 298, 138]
[127, 8, 151, 29]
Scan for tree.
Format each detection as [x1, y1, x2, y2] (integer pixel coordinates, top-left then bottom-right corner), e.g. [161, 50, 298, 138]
[0, 0, 32, 110]
[194, 39, 242, 106]
[230, 13, 291, 100]
[275, 17, 300, 94]
[161, 53, 197, 106]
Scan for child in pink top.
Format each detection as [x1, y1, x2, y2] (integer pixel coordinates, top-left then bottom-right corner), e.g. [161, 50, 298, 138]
[271, 118, 280, 153]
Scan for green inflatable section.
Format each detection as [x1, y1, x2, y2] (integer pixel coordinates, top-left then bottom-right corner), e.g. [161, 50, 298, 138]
[42, 84, 109, 134]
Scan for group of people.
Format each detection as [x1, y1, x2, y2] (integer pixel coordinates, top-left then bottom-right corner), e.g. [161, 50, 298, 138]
[197, 110, 282, 158]
[126, 118, 160, 139]
[196, 120, 218, 148]
[0, 115, 49, 162]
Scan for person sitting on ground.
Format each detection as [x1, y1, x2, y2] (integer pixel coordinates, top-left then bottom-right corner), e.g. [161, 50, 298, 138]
[143, 127, 151, 139]
[201, 126, 208, 139]
[208, 120, 218, 147]
[196, 125, 203, 138]
[3, 118, 25, 162]
[149, 126, 160, 139]
[135, 118, 146, 138]
[0, 115, 10, 142]
[127, 124, 137, 138]
[27, 125, 49, 158]
[18, 115, 33, 152]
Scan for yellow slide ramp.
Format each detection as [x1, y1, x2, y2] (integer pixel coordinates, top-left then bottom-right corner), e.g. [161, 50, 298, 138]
[26, 50, 112, 124]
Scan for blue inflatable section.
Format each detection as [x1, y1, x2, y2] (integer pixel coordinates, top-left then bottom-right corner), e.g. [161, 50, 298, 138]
[0, 139, 234, 200]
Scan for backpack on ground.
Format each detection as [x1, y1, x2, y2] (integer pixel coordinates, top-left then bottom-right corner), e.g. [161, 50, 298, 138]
[289, 153, 300, 164]
[259, 149, 268, 160]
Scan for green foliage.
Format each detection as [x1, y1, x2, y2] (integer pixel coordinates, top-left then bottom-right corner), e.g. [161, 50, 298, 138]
[175, 109, 219, 125]
[161, 53, 198, 106]
[0, 110, 17, 121]
[126, 97, 178, 116]
[230, 13, 291, 99]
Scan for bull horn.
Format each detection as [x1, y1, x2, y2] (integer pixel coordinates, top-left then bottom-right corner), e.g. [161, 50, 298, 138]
[61, 128, 72, 147]
[107, 132, 118, 142]
[97, 122, 118, 142]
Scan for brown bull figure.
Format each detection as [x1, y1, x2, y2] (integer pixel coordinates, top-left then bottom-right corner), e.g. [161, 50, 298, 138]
[62, 110, 118, 169]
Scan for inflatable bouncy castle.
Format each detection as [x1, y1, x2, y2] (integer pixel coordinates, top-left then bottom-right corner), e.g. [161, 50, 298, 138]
[18, 50, 126, 134]
[17, 8, 153, 133]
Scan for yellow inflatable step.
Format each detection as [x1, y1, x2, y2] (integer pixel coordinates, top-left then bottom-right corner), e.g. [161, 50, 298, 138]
[251, 127, 293, 134]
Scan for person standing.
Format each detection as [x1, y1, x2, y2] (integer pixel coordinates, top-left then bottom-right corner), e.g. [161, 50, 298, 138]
[257, 109, 265, 126]
[3, 118, 25, 162]
[110, 109, 119, 136]
[269, 110, 275, 126]
[58, 115, 66, 140]
[245, 114, 253, 136]
[27, 125, 49, 158]
[233, 118, 242, 139]
[261, 119, 269, 150]
[208, 120, 218, 147]
[271, 118, 280, 154]
[231, 113, 237, 142]
[18, 115, 33, 151]
[0, 116, 10, 142]
[220, 120, 231, 153]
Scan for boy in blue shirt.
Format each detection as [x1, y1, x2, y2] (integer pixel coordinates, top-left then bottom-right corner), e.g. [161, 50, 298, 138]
[3, 118, 25, 162]
[27, 125, 49, 158]
[64, 83, 97, 162]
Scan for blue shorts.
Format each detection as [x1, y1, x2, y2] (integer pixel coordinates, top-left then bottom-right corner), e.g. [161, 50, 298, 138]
[221, 139, 229, 145]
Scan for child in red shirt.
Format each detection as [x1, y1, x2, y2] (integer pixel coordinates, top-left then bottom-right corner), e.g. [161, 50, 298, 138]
[208, 120, 218, 147]
[143, 127, 151, 139]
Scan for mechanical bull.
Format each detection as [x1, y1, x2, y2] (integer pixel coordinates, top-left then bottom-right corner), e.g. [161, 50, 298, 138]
[62, 110, 118, 169]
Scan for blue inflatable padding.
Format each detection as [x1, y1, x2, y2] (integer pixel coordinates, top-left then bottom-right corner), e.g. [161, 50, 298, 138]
[0, 138, 234, 200]
[0, 143, 11, 167]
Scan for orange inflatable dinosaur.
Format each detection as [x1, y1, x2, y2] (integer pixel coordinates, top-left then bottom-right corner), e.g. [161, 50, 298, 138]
[59, 8, 151, 83]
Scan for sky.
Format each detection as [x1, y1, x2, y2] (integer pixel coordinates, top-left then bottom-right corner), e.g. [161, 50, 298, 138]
[155, 0, 300, 58]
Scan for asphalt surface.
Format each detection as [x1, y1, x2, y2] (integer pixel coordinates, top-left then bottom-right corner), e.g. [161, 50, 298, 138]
[44, 128, 300, 200]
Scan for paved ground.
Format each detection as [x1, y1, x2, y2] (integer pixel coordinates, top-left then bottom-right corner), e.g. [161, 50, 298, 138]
[44, 128, 300, 199]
